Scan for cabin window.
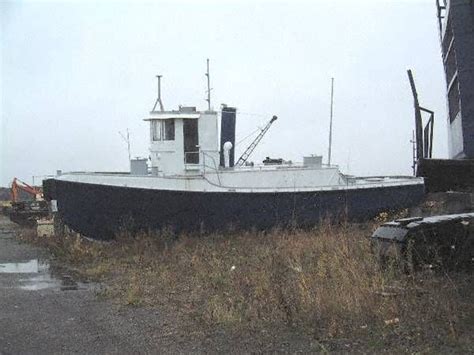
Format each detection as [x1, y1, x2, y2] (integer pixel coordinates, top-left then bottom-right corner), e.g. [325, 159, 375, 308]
[151, 119, 175, 141]
[163, 119, 175, 140]
[151, 121, 161, 141]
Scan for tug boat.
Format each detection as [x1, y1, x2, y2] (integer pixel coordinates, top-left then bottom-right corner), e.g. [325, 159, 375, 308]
[43, 81, 424, 239]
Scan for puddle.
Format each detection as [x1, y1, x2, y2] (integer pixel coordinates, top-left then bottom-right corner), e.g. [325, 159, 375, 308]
[0, 260, 48, 273]
[0, 259, 91, 291]
[18, 274, 83, 291]
[19, 274, 63, 291]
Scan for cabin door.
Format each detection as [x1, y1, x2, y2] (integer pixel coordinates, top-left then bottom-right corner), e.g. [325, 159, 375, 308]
[183, 119, 199, 164]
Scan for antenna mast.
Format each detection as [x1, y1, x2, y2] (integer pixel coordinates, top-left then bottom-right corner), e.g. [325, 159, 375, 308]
[152, 75, 164, 112]
[205, 58, 212, 110]
[328, 77, 335, 165]
[118, 129, 131, 163]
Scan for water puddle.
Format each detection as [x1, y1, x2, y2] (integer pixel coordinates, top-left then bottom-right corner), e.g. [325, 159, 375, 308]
[19, 273, 63, 291]
[18, 274, 83, 291]
[0, 259, 91, 291]
[0, 260, 47, 273]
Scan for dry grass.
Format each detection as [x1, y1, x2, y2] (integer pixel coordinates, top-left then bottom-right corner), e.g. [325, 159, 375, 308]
[17, 220, 473, 350]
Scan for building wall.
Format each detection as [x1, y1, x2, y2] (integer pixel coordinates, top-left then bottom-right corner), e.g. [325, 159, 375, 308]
[442, 0, 474, 159]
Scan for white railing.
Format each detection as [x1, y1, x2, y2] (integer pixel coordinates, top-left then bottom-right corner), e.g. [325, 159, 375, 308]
[201, 151, 222, 186]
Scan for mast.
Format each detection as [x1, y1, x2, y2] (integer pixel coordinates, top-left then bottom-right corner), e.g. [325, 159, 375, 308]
[119, 129, 131, 163]
[205, 58, 211, 110]
[152, 75, 164, 112]
[328, 77, 335, 166]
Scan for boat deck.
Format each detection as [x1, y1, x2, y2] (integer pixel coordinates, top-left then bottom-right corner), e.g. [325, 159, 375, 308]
[53, 164, 424, 193]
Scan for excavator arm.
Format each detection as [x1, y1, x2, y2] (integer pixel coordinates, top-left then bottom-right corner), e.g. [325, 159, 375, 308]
[11, 178, 42, 202]
[8, 178, 48, 227]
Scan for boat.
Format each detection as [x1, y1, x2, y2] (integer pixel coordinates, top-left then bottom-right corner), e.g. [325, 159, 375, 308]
[43, 72, 425, 240]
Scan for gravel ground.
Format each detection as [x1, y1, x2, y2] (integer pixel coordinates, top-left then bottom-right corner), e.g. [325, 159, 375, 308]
[0, 218, 168, 354]
[0, 217, 318, 354]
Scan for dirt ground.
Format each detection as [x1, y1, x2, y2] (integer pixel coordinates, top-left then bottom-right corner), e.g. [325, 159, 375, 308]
[0, 217, 329, 354]
[1, 216, 473, 354]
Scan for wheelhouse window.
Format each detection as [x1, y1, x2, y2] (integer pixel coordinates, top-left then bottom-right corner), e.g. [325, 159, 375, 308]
[163, 119, 175, 140]
[151, 121, 161, 141]
[151, 119, 175, 141]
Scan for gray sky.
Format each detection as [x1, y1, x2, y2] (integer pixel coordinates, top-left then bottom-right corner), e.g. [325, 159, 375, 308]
[1, 0, 447, 186]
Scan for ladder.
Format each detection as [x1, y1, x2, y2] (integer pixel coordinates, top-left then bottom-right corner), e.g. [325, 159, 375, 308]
[236, 115, 278, 167]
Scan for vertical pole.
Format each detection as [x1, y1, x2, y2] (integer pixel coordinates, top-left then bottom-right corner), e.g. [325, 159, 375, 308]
[127, 129, 131, 162]
[205, 58, 211, 111]
[157, 75, 161, 101]
[119, 130, 132, 167]
[429, 112, 434, 159]
[157, 75, 164, 111]
[407, 70, 424, 163]
[411, 130, 416, 176]
[152, 75, 164, 112]
[328, 77, 335, 166]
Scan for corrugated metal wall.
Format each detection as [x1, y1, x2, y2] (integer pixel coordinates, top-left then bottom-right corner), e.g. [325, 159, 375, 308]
[442, 0, 474, 159]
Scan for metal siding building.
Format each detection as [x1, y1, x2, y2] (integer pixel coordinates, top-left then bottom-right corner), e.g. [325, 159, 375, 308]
[440, 0, 474, 159]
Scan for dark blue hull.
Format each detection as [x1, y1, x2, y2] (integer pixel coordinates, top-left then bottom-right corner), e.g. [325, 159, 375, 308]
[43, 179, 425, 240]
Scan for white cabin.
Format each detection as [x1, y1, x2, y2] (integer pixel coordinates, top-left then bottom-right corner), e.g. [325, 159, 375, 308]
[142, 105, 350, 189]
[145, 106, 220, 175]
[54, 106, 424, 193]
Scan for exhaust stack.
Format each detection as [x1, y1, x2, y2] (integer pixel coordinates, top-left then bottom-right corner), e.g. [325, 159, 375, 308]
[220, 106, 237, 167]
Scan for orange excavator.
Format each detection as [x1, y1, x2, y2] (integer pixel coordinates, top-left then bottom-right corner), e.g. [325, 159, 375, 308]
[7, 178, 49, 227]
[11, 178, 43, 202]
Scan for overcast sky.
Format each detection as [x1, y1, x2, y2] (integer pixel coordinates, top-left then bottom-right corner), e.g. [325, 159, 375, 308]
[1, 0, 447, 186]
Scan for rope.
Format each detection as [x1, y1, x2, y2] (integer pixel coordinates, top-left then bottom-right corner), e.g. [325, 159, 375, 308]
[235, 128, 260, 146]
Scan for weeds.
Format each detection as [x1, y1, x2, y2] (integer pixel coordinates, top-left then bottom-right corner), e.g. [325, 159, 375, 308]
[17, 221, 473, 349]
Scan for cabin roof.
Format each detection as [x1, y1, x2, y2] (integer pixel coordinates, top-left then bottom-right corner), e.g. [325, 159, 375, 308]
[144, 112, 201, 120]
[144, 107, 217, 121]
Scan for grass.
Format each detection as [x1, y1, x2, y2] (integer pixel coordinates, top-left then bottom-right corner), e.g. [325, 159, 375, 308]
[17, 219, 474, 352]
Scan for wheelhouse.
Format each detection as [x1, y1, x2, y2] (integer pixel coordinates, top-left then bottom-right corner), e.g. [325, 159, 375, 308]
[144, 106, 219, 175]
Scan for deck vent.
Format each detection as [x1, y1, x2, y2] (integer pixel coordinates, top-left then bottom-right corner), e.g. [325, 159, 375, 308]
[303, 155, 322, 167]
[131, 158, 148, 175]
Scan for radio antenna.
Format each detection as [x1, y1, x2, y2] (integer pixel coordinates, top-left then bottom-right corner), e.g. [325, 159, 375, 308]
[328, 77, 335, 165]
[118, 129, 131, 163]
[152, 75, 164, 112]
[205, 59, 212, 110]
